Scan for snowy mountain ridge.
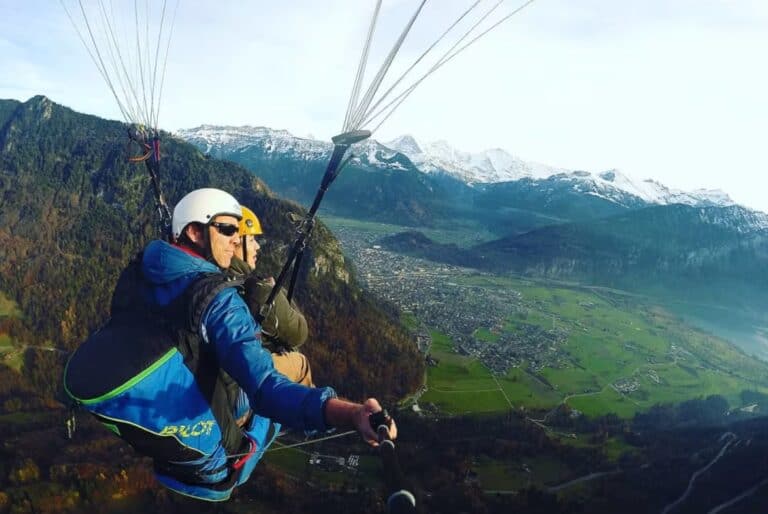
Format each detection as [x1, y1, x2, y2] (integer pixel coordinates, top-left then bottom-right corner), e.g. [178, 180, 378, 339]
[177, 125, 408, 170]
[178, 125, 736, 210]
[385, 135, 734, 209]
[385, 134, 562, 183]
[578, 170, 734, 208]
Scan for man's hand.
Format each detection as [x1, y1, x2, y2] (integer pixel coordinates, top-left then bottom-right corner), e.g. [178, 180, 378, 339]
[355, 398, 397, 446]
[324, 397, 397, 447]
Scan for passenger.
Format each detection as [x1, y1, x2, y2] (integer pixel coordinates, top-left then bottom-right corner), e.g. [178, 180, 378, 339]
[229, 205, 312, 386]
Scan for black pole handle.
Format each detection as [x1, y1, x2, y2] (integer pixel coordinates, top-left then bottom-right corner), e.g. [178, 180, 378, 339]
[263, 131, 369, 311]
[369, 410, 416, 514]
[139, 135, 172, 242]
[369, 409, 392, 442]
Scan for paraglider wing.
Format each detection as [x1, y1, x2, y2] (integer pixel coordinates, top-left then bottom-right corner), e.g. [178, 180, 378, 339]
[60, 0, 180, 239]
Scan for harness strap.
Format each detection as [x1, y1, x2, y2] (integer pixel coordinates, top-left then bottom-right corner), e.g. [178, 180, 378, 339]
[185, 273, 245, 334]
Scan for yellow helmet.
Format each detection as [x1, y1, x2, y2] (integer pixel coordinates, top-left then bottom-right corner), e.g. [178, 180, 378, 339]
[239, 206, 263, 236]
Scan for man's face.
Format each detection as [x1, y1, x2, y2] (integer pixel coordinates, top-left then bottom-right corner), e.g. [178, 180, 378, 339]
[243, 234, 261, 269]
[208, 215, 240, 269]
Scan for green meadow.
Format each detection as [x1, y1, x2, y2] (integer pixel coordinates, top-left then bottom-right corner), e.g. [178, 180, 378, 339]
[421, 274, 768, 418]
[473, 453, 574, 491]
[320, 216, 768, 419]
[421, 330, 508, 413]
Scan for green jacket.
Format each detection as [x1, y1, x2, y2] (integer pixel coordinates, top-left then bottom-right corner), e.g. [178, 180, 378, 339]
[229, 257, 308, 353]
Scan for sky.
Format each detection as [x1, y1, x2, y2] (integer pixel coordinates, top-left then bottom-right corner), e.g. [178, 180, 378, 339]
[1, 0, 767, 211]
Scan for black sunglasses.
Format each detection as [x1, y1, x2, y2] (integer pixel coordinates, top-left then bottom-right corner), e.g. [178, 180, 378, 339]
[209, 221, 239, 237]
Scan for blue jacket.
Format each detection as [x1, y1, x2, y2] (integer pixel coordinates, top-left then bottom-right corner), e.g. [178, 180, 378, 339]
[141, 240, 336, 500]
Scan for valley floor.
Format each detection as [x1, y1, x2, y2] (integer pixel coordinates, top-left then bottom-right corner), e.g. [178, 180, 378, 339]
[321, 216, 768, 510]
[325, 216, 768, 421]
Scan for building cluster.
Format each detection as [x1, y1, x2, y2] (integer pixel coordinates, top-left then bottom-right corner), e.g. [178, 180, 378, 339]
[331, 225, 572, 375]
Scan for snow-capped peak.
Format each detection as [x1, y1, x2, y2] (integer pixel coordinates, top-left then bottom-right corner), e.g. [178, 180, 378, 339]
[595, 169, 672, 203]
[176, 125, 295, 153]
[177, 125, 411, 171]
[384, 136, 563, 183]
[386, 134, 422, 156]
[609, 173, 733, 207]
[687, 188, 734, 206]
[553, 168, 735, 208]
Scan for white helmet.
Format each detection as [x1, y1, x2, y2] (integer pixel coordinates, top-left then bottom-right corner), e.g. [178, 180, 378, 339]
[172, 188, 242, 240]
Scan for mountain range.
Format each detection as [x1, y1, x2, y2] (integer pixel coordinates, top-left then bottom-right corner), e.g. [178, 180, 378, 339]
[179, 124, 768, 329]
[178, 125, 738, 223]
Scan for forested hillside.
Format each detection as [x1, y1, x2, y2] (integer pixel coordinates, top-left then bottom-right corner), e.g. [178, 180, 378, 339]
[0, 95, 423, 402]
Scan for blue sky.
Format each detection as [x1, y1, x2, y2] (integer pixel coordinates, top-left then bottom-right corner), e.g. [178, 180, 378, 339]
[1, 1, 767, 211]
